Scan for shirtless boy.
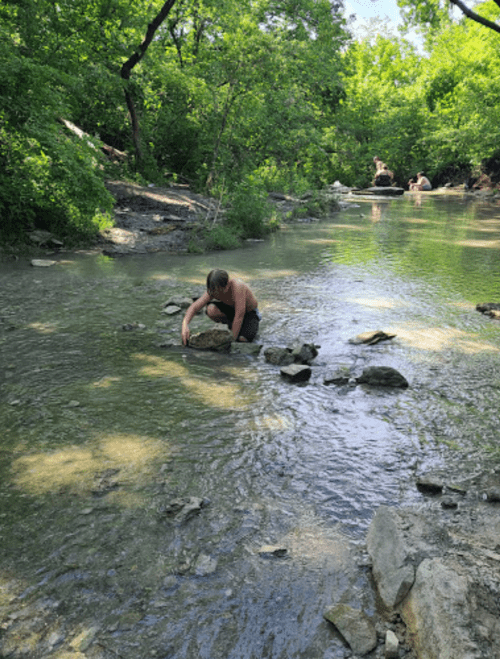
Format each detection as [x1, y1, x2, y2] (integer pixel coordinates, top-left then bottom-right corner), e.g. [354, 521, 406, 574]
[181, 269, 261, 345]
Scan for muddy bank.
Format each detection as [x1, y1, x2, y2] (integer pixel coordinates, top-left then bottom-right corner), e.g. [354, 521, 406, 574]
[98, 181, 219, 256]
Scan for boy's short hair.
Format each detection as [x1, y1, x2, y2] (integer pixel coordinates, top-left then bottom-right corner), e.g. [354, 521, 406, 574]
[207, 269, 229, 293]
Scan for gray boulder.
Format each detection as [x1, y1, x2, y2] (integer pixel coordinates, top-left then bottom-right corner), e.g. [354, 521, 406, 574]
[401, 558, 480, 659]
[188, 329, 233, 352]
[323, 604, 378, 656]
[366, 506, 415, 609]
[356, 366, 408, 388]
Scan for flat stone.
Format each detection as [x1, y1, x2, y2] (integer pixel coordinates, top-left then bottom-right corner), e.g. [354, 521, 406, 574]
[162, 305, 182, 315]
[194, 554, 218, 576]
[31, 259, 57, 267]
[349, 330, 396, 345]
[353, 187, 405, 196]
[280, 364, 312, 382]
[164, 295, 194, 309]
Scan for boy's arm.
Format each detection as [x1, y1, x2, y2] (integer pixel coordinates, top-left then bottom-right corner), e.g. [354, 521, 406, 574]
[230, 281, 247, 340]
[181, 292, 210, 345]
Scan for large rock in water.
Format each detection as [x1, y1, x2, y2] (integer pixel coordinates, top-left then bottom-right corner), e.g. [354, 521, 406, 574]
[188, 329, 233, 352]
[352, 187, 404, 196]
[356, 366, 408, 388]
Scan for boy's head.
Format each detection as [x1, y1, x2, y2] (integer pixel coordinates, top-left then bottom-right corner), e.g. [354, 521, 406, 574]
[207, 269, 229, 296]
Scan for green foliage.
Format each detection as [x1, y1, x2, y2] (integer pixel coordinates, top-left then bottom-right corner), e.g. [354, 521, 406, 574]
[4, 0, 500, 250]
[225, 179, 275, 240]
[0, 39, 114, 243]
[203, 223, 242, 251]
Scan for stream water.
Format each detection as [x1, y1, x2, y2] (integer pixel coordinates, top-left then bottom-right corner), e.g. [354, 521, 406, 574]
[1, 192, 500, 658]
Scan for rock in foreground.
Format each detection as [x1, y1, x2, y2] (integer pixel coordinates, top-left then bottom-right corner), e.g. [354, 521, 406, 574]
[188, 329, 233, 352]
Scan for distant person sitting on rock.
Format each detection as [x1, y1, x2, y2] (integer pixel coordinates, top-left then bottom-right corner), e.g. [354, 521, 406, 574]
[373, 157, 394, 187]
[409, 172, 432, 191]
[181, 269, 261, 345]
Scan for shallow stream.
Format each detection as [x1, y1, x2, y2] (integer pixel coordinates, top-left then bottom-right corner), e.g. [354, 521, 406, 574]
[2, 192, 500, 658]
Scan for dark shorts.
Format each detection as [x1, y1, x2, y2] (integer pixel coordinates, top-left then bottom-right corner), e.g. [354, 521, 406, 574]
[207, 301, 261, 341]
[374, 174, 392, 187]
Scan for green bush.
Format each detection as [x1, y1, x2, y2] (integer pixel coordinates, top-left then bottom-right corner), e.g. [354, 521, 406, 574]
[225, 179, 274, 240]
[203, 223, 242, 251]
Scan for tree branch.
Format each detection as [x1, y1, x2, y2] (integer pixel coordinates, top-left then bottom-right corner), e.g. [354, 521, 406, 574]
[449, 0, 500, 35]
[121, 0, 177, 80]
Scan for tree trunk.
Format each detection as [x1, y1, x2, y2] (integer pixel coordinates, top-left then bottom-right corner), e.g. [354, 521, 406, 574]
[120, 0, 178, 167]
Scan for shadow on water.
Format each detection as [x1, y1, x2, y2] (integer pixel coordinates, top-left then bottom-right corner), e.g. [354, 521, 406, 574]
[2, 192, 500, 657]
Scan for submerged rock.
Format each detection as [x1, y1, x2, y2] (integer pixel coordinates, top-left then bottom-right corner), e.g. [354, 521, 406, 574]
[230, 342, 262, 356]
[157, 496, 206, 524]
[264, 347, 295, 366]
[163, 295, 194, 309]
[324, 367, 352, 385]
